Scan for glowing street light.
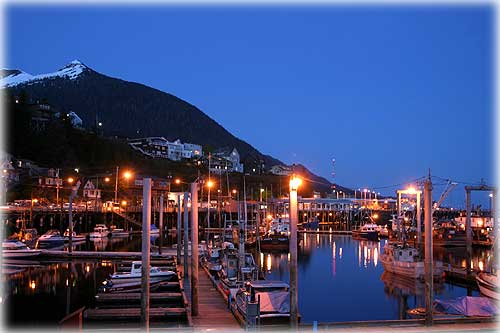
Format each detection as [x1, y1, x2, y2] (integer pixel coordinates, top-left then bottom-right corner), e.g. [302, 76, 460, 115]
[289, 176, 302, 191]
[207, 180, 214, 188]
[175, 179, 181, 185]
[67, 177, 74, 184]
[104, 177, 110, 182]
[123, 171, 132, 180]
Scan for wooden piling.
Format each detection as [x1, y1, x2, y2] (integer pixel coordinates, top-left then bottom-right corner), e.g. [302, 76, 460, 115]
[183, 191, 189, 278]
[190, 182, 199, 316]
[141, 178, 152, 331]
[177, 194, 182, 264]
[159, 194, 163, 255]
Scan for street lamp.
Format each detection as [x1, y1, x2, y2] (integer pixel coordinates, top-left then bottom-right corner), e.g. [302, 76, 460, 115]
[67, 177, 74, 184]
[289, 175, 301, 327]
[207, 180, 214, 244]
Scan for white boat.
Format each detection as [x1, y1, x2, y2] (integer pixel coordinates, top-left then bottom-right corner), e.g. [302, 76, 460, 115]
[476, 272, 499, 300]
[89, 224, 110, 238]
[2, 240, 41, 258]
[352, 223, 379, 241]
[36, 229, 66, 248]
[63, 229, 86, 242]
[109, 261, 176, 284]
[109, 226, 129, 237]
[380, 242, 444, 280]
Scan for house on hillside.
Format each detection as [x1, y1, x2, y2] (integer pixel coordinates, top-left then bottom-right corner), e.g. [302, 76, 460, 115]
[210, 147, 244, 174]
[128, 137, 202, 161]
[269, 165, 292, 176]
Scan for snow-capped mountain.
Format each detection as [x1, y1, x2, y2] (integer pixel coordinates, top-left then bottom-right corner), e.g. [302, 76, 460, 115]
[1, 60, 87, 88]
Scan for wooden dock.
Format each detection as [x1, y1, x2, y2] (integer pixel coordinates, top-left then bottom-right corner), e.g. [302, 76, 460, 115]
[185, 264, 242, 330]
[39, 249, 176, 260]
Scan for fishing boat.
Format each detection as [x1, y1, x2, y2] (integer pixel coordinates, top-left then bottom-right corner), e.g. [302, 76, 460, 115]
[2, 240, 41, 258]
[89, 224, 110, 239]
[218, 246, 240, 296]
[432, 221, 466, 247]
[260, 230, 289, 251]
[203, 245, 223, 275]
[380, 242, 444, 280]
[109, 261, 176, 284]
[35, 229, 66, 248]
[377, 225, 390, 238]
[63, 229, 86, 242]
[234, 280, 295, 325]
[476, 272, 499, 300]
[352, 223, 379, 241]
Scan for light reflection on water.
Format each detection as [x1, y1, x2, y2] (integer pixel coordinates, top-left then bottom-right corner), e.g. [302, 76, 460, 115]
[257, 234, 485, 323]
[3, 233, 491, 326]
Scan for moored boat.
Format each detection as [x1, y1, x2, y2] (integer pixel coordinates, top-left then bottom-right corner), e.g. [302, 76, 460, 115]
[99, 279, 163, 293]
[89, 224, 110, 239]
[63, 229, 86, 242]
[109, 261, 176, 284]
[476, 272, 499, 300]
[352, 223, 379, 241]
[380, 242, 444, 280]
[2, 240, 41, 258]
[234, 280, 296, 325]
[109, 225, 130, 237]
[35, 229, 66, 249]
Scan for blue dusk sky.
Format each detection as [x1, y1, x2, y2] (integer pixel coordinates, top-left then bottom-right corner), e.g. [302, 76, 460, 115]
[5, 5, 495, 207]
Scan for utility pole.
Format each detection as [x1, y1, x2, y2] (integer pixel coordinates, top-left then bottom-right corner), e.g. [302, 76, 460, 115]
[207, 153, 211, 245]
[141, 178, 152, 331]
[190, 182, 199, 316]
[424, 175, 433, 326]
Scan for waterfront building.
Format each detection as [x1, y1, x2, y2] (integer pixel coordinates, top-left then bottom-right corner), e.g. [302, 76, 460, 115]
[128, 137, 202, 161]
[83, 180, 102, 201]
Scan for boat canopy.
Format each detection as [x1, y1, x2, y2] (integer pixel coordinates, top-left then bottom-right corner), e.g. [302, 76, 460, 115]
[258, 291, 290, 314]
[434, 296, 499, 317]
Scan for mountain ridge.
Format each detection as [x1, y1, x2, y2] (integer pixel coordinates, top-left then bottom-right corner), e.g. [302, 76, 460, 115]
[2, 60, 338, 193]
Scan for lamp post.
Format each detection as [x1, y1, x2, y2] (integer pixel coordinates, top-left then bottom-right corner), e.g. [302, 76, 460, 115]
[207, 180, 214, 244]
[289, 175, 301, 328]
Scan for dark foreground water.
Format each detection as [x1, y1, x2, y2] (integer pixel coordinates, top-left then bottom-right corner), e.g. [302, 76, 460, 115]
[3, 233, 490, 327]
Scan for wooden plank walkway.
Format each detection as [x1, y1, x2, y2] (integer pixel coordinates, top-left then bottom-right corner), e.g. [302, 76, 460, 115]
[184, 265, 242, 330]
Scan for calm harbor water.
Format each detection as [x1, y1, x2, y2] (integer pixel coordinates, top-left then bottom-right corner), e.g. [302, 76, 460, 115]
[3, 233, 488, 327]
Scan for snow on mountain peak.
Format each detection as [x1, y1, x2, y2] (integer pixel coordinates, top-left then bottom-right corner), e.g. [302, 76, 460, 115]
[0, 60, 89, 88]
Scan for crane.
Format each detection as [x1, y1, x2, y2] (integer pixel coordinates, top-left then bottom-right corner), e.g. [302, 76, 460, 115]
[432, 180, 457, 215]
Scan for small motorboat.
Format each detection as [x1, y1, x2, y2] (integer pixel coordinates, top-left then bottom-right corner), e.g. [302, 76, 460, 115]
[63, 229, 86, 242]
[109, 226, 129, 237]
[89, 224, 110, 239]
[36, 230, 66, 249]
[98, 279, 163, 293]
[476, 272, 499, 300]
[2, 240, 41, 258]
[109, 261, 176, 284]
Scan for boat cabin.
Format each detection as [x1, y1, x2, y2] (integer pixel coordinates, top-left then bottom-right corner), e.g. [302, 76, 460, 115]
[384, 243, 420, 262]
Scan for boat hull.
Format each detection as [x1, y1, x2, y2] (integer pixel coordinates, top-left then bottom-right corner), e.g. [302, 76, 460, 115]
[476, 273, 499, 300]
[3, 250, 41, 258]
[352, 230, 379, 241]
[380, 257, 444, 280]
